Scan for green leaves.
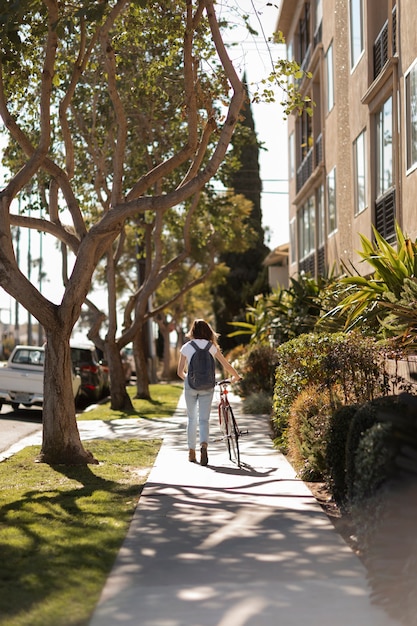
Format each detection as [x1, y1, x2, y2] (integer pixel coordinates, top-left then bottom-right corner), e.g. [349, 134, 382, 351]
[228, 271, 331, 346]
[324, 223, 417, 347]
[249, 30, 314, 118]
[0, 0, 44, 65]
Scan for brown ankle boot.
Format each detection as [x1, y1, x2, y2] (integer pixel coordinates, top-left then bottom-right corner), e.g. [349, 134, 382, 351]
[189, 449, 196, 463]
[200, 443, 208, 466]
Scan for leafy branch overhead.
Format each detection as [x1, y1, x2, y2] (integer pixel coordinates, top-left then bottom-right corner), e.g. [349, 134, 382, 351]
[0, 0, 248, 463]
[251, 30, 314, 117]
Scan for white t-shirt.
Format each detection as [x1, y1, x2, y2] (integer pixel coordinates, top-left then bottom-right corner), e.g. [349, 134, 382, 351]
[180, 339, 218, 366]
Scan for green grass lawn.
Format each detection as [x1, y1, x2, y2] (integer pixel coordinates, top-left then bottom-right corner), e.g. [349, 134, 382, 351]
[79, 383, 183, 420]
[0, 383, 183, 626]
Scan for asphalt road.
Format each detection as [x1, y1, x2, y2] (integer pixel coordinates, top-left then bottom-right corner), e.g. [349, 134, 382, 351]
[0, 405, 43, 454]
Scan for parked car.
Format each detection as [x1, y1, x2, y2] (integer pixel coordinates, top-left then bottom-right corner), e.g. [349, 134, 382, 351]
[0, 345, 80, 410]
[70, 342, 108, 406]
[96, 347, 133, 385]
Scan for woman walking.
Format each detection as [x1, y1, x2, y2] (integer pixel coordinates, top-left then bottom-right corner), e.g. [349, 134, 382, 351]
[177, 319, 240, 466]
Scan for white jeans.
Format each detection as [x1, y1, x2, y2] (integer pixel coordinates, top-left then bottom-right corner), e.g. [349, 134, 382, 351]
[184, 379, 214, 449]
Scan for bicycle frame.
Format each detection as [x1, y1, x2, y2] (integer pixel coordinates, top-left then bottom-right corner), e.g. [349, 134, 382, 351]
[217, 379, 244, 467]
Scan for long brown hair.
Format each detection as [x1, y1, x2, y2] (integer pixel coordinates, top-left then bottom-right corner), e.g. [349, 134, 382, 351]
[186, 319, 219, 348]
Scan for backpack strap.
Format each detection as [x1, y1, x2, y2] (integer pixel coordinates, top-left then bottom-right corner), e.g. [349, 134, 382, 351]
[190, 340, 212, 351]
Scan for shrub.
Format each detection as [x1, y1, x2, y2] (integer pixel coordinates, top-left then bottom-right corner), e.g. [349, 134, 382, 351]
[326, 404, 359, 505]
[344, 396, 400, 502]
[272, 331, 387, 450]
[225, 344, 246, 370]
[348, 421, 397, 553]
[238, 344, 279, 397]
[351, 421, 396, 503]
[323, 333, 387, 404]
[356, 395, 417, 625]
[242, 391, 272, 415]
[288, 384, 340, 481]
[272, 333, 334, 448]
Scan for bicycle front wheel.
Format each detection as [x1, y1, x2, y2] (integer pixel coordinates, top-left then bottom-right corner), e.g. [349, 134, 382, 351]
[219, 404, 232, 460]
[227, 405, 241, 467]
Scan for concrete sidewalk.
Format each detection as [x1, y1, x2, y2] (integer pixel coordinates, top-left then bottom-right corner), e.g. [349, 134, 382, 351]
[88, 393, 399, 626]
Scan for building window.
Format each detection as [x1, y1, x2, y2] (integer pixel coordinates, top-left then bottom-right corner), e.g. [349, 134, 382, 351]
[298, 196, 315, 261]
[376, 96, 393, 197]
[290, 218, 296, 264]
[353, 130, 367, 214]
[298, 3, 311, 69]
[327, 167, 337, 235]
[405, 60, 417, 173]
[315, 0, 323, 33]
[326, 42, 334, 112]
[300, 110, 313, 160]
[289, 132, 295, 179]
[317, 184, 325, 247]
[314, 0, 323, 45]
[350, 0, 364, 70]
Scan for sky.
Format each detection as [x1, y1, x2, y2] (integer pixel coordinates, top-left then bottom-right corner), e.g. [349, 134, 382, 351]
[220, 0, 289, 249]
[0, 1, 289, 328]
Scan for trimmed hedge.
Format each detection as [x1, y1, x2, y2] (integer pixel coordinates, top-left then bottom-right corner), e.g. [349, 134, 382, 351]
[326, 404, 360, 505]
[345, 396, 401, 502]
[288, 384, 342, 481]
[347, 395, 417, 624]
[269, 327, 417, 623]
[272, 332, 386, 450]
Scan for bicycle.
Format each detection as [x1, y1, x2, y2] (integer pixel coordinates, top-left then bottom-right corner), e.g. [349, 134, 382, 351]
[216, 379, 247, 467]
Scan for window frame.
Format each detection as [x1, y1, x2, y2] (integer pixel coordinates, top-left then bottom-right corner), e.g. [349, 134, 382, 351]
[405, 58, 417, 174]
[376, 95, 393, 198]
[290, 218, 296, 265]
[289, 131, 295, 179]
[353, 129, 367, 215]
[325, 41, 335, 113]
[298, 195, 315, 262]
[327, 167, 337, 236]
[317, 184, 325, 247]
[349, 0, 364, 71]
[314, 0, 323, 36]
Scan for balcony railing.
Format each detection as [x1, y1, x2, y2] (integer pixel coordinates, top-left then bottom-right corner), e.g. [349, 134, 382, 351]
[295, 43, 312, 90]
[296, 135, 323, 193]
[375, 188, 396, 244]
[374, 5, 397, 79]
[299, 252, 315, 276]
[296, 147, 313, 192]
[317, 245, 326, 277]
[298, 246, 326, 279]
[315, 133, 323, 168]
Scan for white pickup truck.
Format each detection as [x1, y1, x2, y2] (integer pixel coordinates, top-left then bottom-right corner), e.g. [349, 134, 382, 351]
[0, 345, 80, 410]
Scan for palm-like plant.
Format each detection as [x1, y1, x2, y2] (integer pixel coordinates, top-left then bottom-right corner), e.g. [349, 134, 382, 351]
[228, 272, 329, 346]
[325, 223, 417, 347]
[226, 293, 274, 345]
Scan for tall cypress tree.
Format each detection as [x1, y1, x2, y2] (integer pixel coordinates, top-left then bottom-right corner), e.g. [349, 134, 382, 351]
[213, 79, 270, 351]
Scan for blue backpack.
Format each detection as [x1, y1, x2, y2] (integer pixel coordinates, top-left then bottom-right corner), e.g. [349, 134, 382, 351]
[188, 341, 216, 390]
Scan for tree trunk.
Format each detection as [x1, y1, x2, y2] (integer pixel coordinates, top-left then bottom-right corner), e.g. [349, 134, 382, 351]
[106, 341, 133, 411]
[160, 323, 172, 380]
[39, 329, 98, 465]
[134, 327, 151, 400]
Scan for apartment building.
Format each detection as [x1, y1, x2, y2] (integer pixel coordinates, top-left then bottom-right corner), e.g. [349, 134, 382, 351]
[276, 0, 417, 278]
